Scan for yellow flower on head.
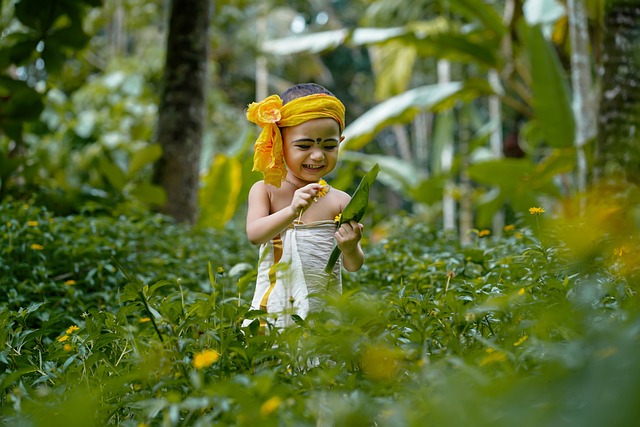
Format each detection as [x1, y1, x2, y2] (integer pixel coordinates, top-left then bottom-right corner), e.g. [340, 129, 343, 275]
[192, 349, 220, 369]
[260, 396, 282, 416]
[30, 243, 44, 250]
[27, 221, 38, 227]
[529, 207, 545, 215]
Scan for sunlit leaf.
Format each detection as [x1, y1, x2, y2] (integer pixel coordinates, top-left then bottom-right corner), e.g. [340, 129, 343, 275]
[198, 154, 243, 229]
[518, 22, 575, 148]
[342, 82, 466, 151]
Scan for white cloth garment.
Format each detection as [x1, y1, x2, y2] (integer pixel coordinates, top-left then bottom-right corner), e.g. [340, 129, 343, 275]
[246, 220, 342, 328]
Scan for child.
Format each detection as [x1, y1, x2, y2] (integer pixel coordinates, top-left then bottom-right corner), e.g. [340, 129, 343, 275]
[244, 83, 364, 328]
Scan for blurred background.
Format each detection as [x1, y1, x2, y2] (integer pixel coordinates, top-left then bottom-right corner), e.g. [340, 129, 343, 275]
[1, 0, 638, 239]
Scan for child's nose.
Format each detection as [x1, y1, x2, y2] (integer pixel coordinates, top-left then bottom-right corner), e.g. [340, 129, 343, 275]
[309, 148, 324, 161]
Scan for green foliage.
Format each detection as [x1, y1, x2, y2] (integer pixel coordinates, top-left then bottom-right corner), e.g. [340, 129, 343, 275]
[1, 197, 638, 425]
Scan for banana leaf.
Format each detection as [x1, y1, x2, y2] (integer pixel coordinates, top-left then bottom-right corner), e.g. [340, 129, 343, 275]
[325, 163, 380, 273]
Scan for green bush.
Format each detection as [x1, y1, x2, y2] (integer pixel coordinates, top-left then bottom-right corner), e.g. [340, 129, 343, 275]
[1, 200, 639, 426]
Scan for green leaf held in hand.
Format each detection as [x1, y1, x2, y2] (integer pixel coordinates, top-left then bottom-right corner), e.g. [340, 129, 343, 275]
[325, 163, 380, 273]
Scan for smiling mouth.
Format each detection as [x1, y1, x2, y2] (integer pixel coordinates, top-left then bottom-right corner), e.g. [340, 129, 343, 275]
[303, 165, 324, 170]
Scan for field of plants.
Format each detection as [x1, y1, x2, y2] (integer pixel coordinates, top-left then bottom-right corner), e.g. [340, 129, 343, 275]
[1, 192, 639, 426]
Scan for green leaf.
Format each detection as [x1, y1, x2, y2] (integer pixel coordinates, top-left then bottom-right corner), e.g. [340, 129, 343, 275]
[342, 82, 465, 151]
[99, 158, 126, 191]
[448, 0, 507, 36]
[127, 144, 163, 178]
[129, 183, 166, 206]
[325, 164, 380, 273]
[517, 22, 575, 148]
[198, 154, 243, 229]
[0, 76, 45, 122]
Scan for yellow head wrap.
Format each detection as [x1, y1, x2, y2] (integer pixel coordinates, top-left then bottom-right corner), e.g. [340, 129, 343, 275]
[246, 93, 346, 187]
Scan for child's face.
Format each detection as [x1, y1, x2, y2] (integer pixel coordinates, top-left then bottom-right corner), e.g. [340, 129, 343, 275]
[281, 118, 344, 183]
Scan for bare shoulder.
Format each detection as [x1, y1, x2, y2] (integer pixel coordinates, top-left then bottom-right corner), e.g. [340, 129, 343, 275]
[249, 180, 271, 197]
[330, 187, 351, 209]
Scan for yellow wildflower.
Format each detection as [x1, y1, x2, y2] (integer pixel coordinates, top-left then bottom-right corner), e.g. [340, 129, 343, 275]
[514, 335, 529, 347]
[27, 221, 38, 227]
[503, 224, 515, 231]
[64, 280, 76, 286]
[63, 344, 72, 352]
[192, 349, 220, 369]
[6, 221, 12, 228]
[517, 287, 526, 296]
[478, 229, 490, 237]
[316, 179, 329, 198]
[529, 207, 545, 215]
[139, 317, 151, 323]
[479, 349, 507, 366]
[57, 335, 69, 342]
[66, 325, 80, 334]
[30, 243, 44, 250]
[260, 396, 282, 416]
[334, 213, 342, 223]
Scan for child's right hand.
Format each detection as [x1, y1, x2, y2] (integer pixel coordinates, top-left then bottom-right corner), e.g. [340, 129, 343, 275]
[290, 183, 323, 216]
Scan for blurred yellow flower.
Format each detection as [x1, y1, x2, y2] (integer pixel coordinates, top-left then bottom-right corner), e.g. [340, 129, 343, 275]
[478, 229, 490, 237]
[479, 349, 507, 366]
[192, 349, 219, 369]
[64, 280, 76, 286]
[27, 220, 38, 227]
[517, 287, 525, 296]
[30, 243, 44, 250]
[503, 224, 515, 231]
[260, 396, 282, 416]
[529, 207, 545, 215]
[6, 221, 12, 228]
[66, 325, 80, 334]
[614, 246, 626, 257]
[334, 213, 342, 223]
[514, 335, 529, 347]
[139, 317, 151, 323]
[57, 335, 69, 342]
[63, 344, 72, 352]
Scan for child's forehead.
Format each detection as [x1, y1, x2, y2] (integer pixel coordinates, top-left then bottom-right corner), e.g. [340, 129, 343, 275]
[282, 117, 341, 131]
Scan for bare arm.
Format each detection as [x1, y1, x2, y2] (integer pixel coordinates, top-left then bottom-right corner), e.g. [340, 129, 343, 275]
[246, 181, 323, 245]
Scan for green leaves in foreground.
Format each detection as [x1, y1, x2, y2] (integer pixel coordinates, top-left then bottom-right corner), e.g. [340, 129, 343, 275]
[325, 163, 380, 273]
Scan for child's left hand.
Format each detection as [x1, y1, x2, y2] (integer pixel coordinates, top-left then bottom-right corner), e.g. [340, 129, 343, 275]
[334, 220, 363, 253]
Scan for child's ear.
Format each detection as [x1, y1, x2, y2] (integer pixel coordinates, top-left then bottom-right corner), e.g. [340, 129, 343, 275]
[340, 135, 345, 143]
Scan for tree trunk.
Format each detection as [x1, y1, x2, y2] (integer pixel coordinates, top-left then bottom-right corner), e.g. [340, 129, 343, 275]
[439, 59, 457, 232]
[596, 0, 640, 183]
[153, 0, 210, 224]
[568, 0, 596, 197]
